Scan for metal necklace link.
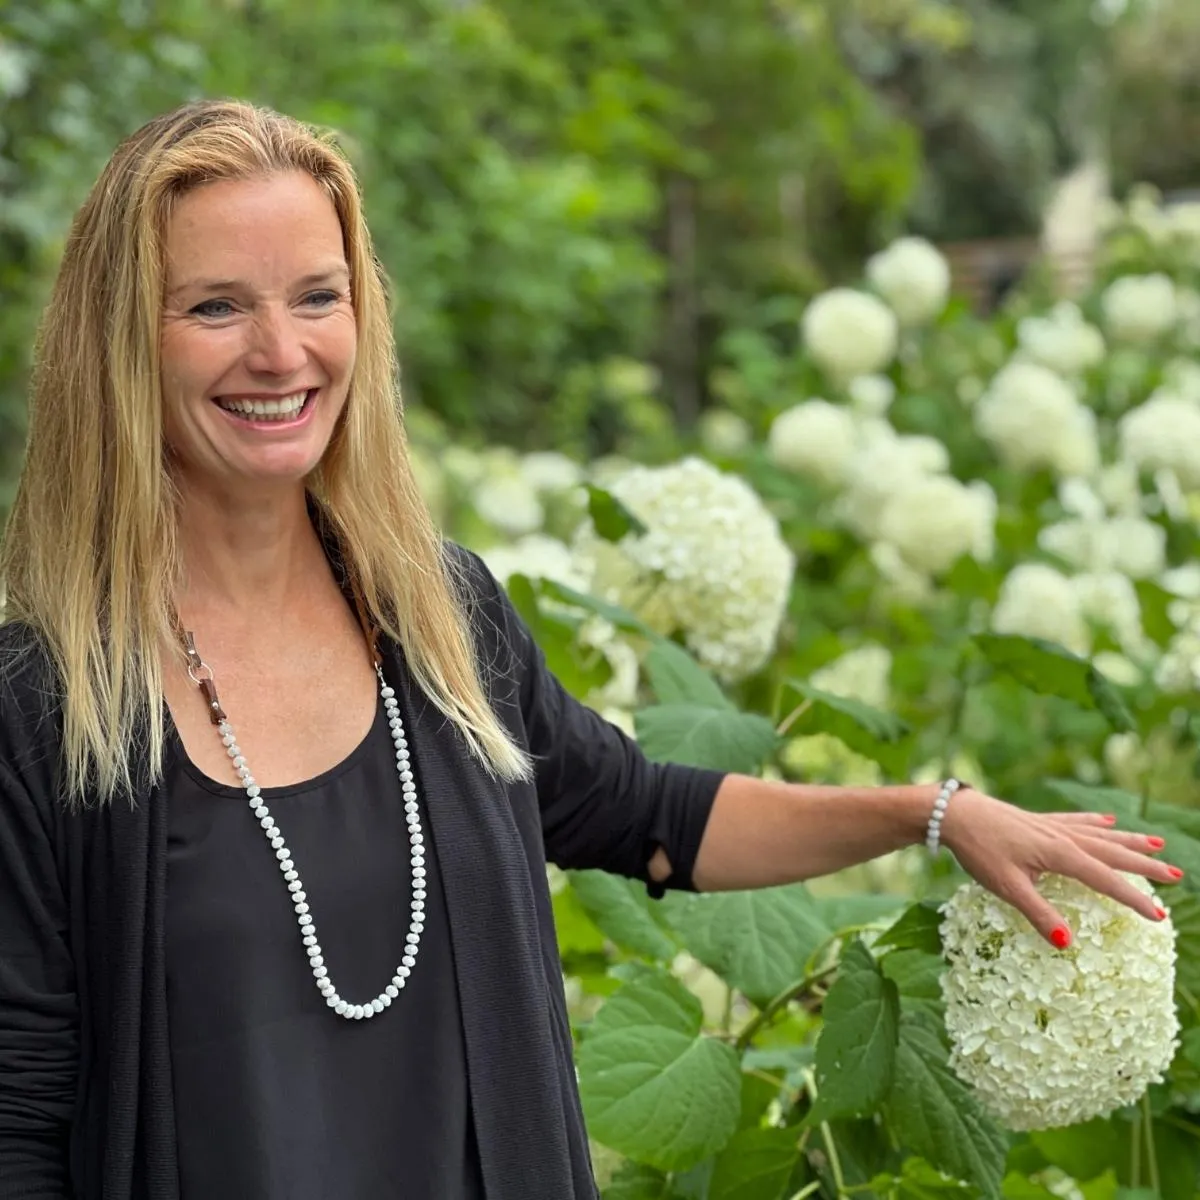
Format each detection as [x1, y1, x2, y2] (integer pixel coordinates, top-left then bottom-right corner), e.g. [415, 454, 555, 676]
[186, 637, 425, 1020]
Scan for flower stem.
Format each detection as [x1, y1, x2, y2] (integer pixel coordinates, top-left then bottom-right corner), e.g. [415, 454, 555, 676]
[1143, 1093, 1160, 1195]
[1130, 1106, 1142, 1190]
[803, 1069, 848, 1198]
[788, 1182, 822, 1200]
[734, 963, 837, 1051]
[777, 698, 813, 736]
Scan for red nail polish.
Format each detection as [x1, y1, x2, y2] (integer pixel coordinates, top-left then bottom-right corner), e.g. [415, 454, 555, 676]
[1102, 814, 1118, 825]
[1147, 836, 1166, 850]
[1050, 926, 1071, 949]
[1169, 867, 1185, 880]
[1155, 907, 1168, 920]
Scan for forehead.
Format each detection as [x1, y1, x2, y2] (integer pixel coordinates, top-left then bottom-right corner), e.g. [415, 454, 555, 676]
[164, 172, 346, 283]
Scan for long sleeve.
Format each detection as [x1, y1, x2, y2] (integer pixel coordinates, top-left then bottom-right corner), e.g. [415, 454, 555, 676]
[458, 548, 725, 894]
[0, 644, 77, 1197]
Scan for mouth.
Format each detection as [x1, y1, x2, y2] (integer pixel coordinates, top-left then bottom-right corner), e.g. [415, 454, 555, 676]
[213, 388, 318, 426]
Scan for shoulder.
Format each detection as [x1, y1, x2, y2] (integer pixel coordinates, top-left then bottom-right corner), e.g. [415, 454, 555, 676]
[441, 540, 535, 678]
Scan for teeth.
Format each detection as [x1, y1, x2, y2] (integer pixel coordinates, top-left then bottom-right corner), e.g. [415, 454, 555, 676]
[218, 390, 310, 420]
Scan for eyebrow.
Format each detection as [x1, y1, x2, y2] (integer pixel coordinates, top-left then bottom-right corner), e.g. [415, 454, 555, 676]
[166, 265, 351, 298]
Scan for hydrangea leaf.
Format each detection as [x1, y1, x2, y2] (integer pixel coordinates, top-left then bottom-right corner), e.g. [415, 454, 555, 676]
[634, 704, 780, 773]
[707, 1127, 802, 1200]
[538, 577, 661, 640]
[973, 634, 1134, 731]
[999, 1175, 1057, 1200]
[508, 573, 615, 697]
[781, 679, 912, 773]
[813, 893, 906, 932]
[1164, 890, 1200, 997]
[568, 870, 677, 961]
[883, 1011, 1008, 1200]
[875, 901, 945, 955]
[587, 484, 649, 542]
[660, 886, 832, 1007]
[808, 940, 899, 1123]
[1046, 779, 1200, 885]
[578, 970, 742, 1172]
[644, 640, 732, 709]
[601, 1162, 680, 1200]
[1028, 1119, 1118, 1185]
[869, 1157, 983, 1198]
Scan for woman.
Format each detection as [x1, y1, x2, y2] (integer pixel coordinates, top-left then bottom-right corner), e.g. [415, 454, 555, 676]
[0, 100, 1176, 1199]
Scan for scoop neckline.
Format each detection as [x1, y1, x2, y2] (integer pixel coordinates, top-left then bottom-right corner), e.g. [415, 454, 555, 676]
[172, 690, 385, 801]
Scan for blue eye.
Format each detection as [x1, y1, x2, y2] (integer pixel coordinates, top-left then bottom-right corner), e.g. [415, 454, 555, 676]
[190, 298, 235, 318]
[303, 290, 340, 308]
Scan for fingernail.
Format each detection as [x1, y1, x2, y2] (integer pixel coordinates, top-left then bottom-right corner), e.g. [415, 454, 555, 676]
[1050, 926, 1072, 949]
[1102, 813, 1118, 825]
[1155, 906, 1168, 920]
[1147, 836, 1166, 850]
[1168, 866, 1185, 880]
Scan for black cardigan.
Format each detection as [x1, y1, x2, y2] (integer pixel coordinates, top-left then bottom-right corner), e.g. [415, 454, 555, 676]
[0, 547, 724, 1199]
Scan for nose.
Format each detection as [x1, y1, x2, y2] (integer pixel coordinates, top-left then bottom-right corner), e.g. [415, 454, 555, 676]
[244, 305, 307, 377]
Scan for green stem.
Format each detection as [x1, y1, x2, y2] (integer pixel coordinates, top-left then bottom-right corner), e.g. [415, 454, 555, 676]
[1131, 1107, 1142, 1190]
[803, 1070, 848, 1199]
[788, 1182, 823, 1200]
[721, 982, 735, 1035]
[734, 963, 838, 1051]
[777, 698, 813, 736]
[1143, 1093, 1160, 1196]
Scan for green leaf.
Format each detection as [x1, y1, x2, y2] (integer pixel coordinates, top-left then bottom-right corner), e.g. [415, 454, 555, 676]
[579, 971, 742, 1173]
[552, 882, 608, 958]
[1000, 1175, 1056, 1200]
[1029, 1118, 1117, 1184]
[781, 679, 912, 773]
[568, 871, 677, 961]
[870, 1157, 981, 1198]
[1181, 1025, 1200, 1069]
[635, 704, 780, 773]
[738, 1069, 784, 1130]
[602, 1161, 678, 1200]
[538, 578, 661, 640]
[662, 886, 832, 1007]
[813, 893, 906, 931]
[508, 574, 614, 698]
[708, 1127, 801, 1200]
[875, 901, 945, 955]
[587, 484, 648, 542]
[883, 1011, 1008, 1200]
[808, 940, 899, 1123]
[974, 635, 1134, 731]
[1164, 890, 1200, 996]
[644, 640, 731, 709]
[882, 950, 946, 1022]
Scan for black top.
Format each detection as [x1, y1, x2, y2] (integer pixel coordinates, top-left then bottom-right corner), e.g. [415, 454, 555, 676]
[165, 677, 484, 1198]
[0, 542, 725, 1200]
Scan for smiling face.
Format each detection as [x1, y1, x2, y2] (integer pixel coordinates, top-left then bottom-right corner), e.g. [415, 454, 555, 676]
[160, 171, 357, 500]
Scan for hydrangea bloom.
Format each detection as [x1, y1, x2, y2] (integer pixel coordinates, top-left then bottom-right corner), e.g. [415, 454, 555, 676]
[1118, 390, 1200, 488]
[990, 563, 1089, 655]
[574, 457, 795, 681]
[847, 374, 895, 417]
[877, 475, 996, 574]
[865, 236, 951, 326]
[519, 451, 585, 494]
[802, 288, 899, 383]
[1038, 517, 1166, 580]
[698, 409, 752, 457]
[1016, 303, 1106, 377]
[767, 399, 859, 485]
[975, 362, 1099, 477]
[941, 875, 1178, 1131]
[471, 473, 544, 537]
[810, 643, 892, 709]
[1101, 273, 1178, 344]
[838, 430, 950, 542]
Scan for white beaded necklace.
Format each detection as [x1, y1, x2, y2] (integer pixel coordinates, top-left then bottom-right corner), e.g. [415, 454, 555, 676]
[183, 631, 425, 1021]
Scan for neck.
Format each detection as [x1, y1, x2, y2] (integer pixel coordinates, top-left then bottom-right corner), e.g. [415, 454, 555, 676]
[173, 478, 329, 625]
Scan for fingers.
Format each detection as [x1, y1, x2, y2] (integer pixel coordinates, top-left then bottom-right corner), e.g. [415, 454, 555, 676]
[1049, 846, 1167, 925]
[1072, 833, 1184, 888]
[1002, 873, 1077, 948]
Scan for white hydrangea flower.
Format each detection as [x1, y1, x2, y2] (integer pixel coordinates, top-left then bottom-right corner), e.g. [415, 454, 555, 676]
[1093, 651, 1142, 687]
[1038, 517, 1165, 580]
[1101, 273, 1178, 344]
[574, 457, 795, 681]
[480, 534, 588, 591]
[1072, 571, 1144, 653]
[941, 875, 1178, 1131]
[839, 430, 950, 542]
[991, 564, 1089, 655]
[1118, 390, 1200, 489]
[1017, 303, 1106, 377]
[698, 409, 752, 457]
[865, 236, 951, 326]
[878, 475, 996, 574]
[472, 473, 544, 537]
[810, 644, 892, 709]
[519, 451, 584, 494]
[975, 363, 1099, 477]
[767, 399, 859, 485]
[1094, 460, 1143, 517]
[847, 374, 895, 417]
[1057, 478, 1105, 522]
[802, 288, 899, 383]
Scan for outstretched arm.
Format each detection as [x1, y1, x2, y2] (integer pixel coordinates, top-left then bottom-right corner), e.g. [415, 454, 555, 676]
[652, 775, 1178, 947]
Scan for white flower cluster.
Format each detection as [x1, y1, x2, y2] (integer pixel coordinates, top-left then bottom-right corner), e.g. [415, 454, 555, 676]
[809, 643, 892, 709]
[768, 399, 859, 486]
[574, 457, 795, 681]
[989, 562, 1146, 658]
[1101, 273, 1178, 344]
[802, 288, 898, 383]
[1016, 303, 1105, 377]
[974, 362, 1099, 477]
[1038, 515, 1165, 581]
[940, 874, 1179, 1131]
[1118, 386, 1200, 489]
[865, 236, 951, 327]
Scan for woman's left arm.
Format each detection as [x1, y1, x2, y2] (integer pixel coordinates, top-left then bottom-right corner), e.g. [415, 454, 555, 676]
[672, 775, 1178, 945]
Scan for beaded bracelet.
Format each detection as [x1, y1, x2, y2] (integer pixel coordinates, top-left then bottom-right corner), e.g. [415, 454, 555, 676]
[926, 778, 968, 855]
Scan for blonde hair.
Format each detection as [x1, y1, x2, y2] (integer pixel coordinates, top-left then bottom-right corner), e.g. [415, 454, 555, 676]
[1, 99, 530, 803]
